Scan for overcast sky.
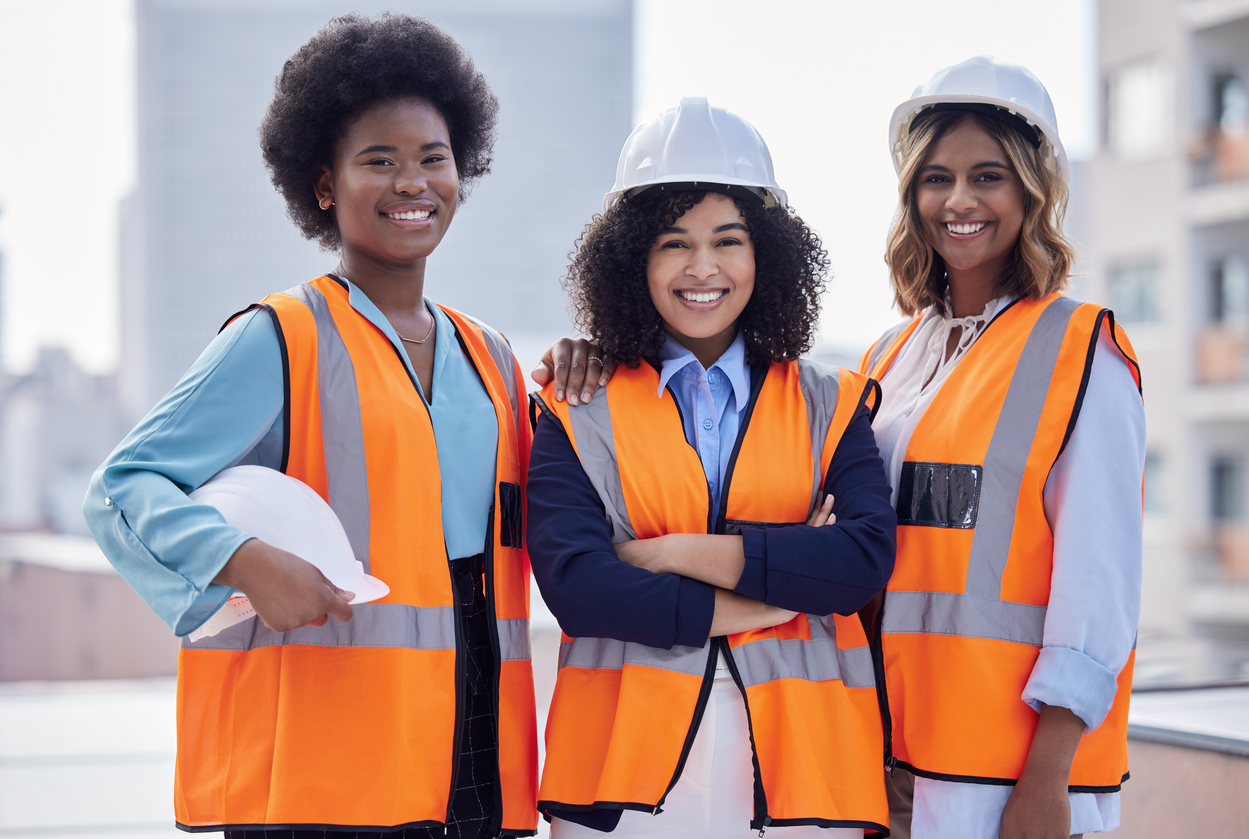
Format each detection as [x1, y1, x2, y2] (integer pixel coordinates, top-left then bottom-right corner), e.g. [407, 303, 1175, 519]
[0, 0, 1095, 373]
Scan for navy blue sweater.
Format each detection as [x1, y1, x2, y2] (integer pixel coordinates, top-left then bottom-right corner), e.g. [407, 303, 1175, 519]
[526, 398, 896, 830]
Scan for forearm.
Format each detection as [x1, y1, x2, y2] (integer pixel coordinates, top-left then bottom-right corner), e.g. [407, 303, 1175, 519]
[1022, 704, 1084, 783]
[999, 704, 1084, 839]
[620, 533, 746, 589]
[709, 588, 796, 636]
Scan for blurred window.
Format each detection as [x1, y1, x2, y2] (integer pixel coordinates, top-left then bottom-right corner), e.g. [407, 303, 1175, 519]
[1212, 253, 1249, 324]
[1144, 451, 1164, 516]
[1212, 455, 1243, 521]
[1108, 261, 1161, 324]
[1105, 59, 1168, 157]
[1217, 74, 1248, 137]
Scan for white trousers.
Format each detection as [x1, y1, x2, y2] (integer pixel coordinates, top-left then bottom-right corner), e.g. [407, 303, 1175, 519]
[551, 673, 864, 838]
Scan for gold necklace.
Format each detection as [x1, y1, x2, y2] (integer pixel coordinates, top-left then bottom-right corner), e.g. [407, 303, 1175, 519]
[395, 316, 436, 344]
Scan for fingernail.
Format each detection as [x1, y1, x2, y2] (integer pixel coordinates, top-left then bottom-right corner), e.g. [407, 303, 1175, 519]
[568, 392, 579, 406]
[599, 376, 609, 386]
[556, 389, 564, 401]
[582, 391, 593, 403]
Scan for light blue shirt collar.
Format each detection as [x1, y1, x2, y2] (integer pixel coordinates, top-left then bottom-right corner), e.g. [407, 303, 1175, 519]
[339, 275, 451, 402]
[656, 330, 751, 410]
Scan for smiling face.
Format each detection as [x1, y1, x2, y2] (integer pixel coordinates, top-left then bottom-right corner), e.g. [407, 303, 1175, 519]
[315, 97, 458, 272]
[646, 193, 756, 366]
[915, 115, 1026, 293]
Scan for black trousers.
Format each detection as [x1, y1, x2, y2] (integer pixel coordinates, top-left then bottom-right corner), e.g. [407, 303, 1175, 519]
[226, 554, 500, 839]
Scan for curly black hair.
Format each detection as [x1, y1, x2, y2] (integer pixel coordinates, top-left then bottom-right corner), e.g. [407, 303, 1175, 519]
[565, 191, 830, 367]
[259, 14, 499, 250]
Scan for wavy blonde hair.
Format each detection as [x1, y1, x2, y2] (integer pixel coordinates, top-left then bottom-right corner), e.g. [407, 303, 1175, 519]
[884, 109, 1075, 317]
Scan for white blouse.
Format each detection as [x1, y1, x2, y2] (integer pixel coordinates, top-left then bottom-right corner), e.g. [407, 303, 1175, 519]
[872, 297, 1146, 838]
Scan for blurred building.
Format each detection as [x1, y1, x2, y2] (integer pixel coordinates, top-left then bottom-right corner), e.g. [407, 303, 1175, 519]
[1087, 0, 1249, 682]
[122, 0, 634, 417]
[0, 347, 128, 536]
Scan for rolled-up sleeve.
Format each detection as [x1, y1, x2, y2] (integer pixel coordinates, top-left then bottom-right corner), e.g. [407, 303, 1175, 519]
[1023, 328, 1144, 730]
[526, 411, 715, 649]
[732, 405, 897, 616]
[83, 309, 286, 636]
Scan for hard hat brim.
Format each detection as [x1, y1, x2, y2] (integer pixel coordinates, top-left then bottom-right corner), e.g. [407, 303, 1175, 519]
[888, 93, 1069, 183]
[345, 573, 390, 604]
[604, 175, 788, 211]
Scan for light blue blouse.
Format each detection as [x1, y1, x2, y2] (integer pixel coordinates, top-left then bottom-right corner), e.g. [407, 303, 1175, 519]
[655, 332, 751, 512]
[83, 278, 501, 636]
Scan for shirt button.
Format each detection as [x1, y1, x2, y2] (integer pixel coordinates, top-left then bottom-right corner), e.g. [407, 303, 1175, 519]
[708, 373, 718, 384]
[702, 419, 714, 430]
[104, 497, 113, 507]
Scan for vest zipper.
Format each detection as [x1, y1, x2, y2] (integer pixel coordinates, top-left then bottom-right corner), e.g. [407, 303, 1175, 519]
[652, 642, 719, 814]
[482, 504, 505, 838]
[445, 557, 467, 830]
[718, 636, 771, 833]
[866, 592, 895, 774]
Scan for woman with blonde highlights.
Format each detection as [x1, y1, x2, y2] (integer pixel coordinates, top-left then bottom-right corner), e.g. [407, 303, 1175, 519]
[885, 106, 1075, 317]
[861, 57, 1145, 839]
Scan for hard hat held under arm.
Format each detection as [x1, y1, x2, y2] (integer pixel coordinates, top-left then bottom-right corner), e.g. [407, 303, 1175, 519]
[186, 465, 390, 642]
[603, 97, 788, 209]
[889, 55, 1070, 182]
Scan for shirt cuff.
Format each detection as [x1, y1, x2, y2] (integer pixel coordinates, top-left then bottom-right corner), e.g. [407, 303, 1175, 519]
[673, 576, 716, 648]
[1021, 645, 1122, 731]
[732, 528, 768, 600]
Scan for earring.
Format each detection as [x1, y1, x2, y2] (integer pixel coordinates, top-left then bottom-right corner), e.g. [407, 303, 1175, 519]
[318, 197, 334, 210]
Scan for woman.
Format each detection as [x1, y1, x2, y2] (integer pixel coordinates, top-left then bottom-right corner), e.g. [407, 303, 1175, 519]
[83, 15, 537, 838]
[527, 98, 896, 837]
[860, 57, 1144, 839]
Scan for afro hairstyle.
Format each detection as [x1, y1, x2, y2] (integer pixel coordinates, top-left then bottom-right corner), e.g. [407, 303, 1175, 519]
[260, 13, 499, 250]
[565, 190, 830, 368]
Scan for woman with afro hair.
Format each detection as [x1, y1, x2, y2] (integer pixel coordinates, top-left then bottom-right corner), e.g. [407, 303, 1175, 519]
[85, 15, 537, 839]
[527, 100, 896, 837]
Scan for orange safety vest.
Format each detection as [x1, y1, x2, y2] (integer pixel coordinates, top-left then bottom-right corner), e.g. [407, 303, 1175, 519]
[175, 276, 538, 833]
[860, 293, 1142, 790]
[534, 358, 889, 834]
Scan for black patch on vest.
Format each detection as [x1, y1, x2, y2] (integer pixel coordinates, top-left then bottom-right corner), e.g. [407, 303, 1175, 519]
[723, 519, 805, 536]
[896, 462, 982, 529]
[499, 481, 523, 548]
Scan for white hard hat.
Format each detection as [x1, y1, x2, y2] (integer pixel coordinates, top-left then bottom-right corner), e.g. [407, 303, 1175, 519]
[889, 56, 1069, 183]
[604, 97, 788, 210]
[185, 465, 388, 642]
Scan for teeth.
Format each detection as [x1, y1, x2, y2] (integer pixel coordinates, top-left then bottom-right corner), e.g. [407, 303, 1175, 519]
[946, 221, 987, 234]
[678, 290, 726, 304]
[385, 209, 432, 220]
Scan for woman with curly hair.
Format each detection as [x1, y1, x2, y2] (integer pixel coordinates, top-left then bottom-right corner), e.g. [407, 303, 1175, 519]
[527, 99, 896, 837]
[84, 15, 536, 839]
[859, 57, 1144, 839]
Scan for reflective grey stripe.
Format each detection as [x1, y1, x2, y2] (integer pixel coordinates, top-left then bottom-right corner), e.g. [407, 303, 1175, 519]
[566, 389, 636, 543]
[558, 636, 709, 676]
[731, 615, 876, 689]
[285, 283, 372, 572]
[497, 618, 531, 662]
[796, 359, 841, 508]
[964, 296, 1080, 599]
[460, 312, 521, 439]
[881, 590, 1047, 647]
[180, 602, 457, 652]
[865, 319, 913, 376]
